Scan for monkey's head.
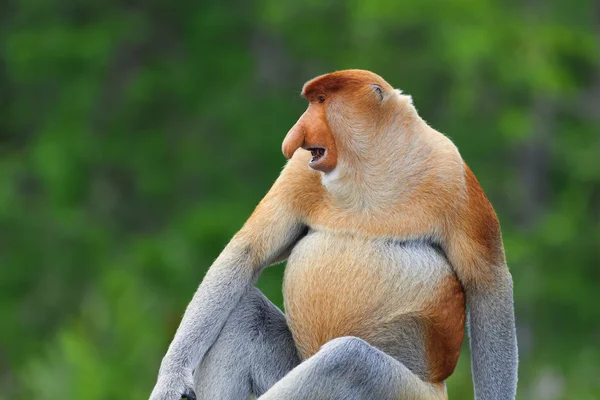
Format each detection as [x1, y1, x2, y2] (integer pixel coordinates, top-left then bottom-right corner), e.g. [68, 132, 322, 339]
[282, 69, 402, 174]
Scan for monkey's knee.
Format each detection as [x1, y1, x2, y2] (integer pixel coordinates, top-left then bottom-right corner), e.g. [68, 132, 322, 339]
[316, 337, 446, 400]
[195, 287, 298, 397]
[320, 336, 370, 355]
[233, 287, 291, 340]
[316, 336, 377, 377]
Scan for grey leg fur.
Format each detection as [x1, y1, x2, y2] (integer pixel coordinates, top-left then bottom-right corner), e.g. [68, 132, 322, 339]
[193, 287, 300, 399]
[258, 336, 447, 400]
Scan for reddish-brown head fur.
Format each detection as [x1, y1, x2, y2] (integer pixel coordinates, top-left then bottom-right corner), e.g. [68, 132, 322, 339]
[282, 70, 394, 173]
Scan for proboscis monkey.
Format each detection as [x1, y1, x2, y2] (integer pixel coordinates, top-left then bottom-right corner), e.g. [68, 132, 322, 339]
[149, 70, 518, 400]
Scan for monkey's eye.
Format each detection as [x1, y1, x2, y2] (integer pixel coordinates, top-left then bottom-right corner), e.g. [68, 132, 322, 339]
[370, 84, 383, 101]
[318, 95, 326, 103]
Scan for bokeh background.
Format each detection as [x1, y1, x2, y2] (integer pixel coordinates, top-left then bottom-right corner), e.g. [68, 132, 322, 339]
[1, 0, 599, 399]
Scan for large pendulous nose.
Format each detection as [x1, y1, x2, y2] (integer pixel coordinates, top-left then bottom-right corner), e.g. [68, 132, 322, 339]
[282, 120, 306, 159]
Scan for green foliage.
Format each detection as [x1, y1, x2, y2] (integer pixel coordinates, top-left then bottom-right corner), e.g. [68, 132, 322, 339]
[0, 0, 598, 398]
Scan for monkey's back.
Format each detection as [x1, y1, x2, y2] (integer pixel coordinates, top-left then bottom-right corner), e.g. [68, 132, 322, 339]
[283, 230, 465, 383]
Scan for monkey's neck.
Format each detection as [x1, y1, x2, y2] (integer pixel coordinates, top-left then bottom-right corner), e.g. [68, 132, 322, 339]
[322, 112, 459, 213]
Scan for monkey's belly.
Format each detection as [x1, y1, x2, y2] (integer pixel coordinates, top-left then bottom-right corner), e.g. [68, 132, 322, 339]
[283, 231, 466, 382]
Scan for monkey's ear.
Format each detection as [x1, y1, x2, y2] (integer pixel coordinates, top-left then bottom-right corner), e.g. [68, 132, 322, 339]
[370, 84, 384, 101]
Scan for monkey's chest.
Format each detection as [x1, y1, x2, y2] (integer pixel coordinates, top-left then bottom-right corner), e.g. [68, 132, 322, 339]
[282, 231, 465, 381]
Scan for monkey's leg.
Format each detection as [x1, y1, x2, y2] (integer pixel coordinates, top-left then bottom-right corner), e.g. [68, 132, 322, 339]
[193, 286, 300, 400]
[258, 336, 447, 400]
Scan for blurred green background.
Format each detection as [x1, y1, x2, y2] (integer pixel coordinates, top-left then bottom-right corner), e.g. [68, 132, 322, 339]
[1, 0, 599, 399]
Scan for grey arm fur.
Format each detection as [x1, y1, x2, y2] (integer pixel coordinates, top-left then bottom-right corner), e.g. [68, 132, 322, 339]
[150, 246, 257, 400]
[468, 270, 518, 400]
[149, 184, 303, 400]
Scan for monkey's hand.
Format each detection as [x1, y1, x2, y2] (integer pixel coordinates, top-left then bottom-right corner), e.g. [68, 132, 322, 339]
[149, 371, 196, 400]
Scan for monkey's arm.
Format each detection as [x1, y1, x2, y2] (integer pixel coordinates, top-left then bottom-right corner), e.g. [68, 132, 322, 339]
[449, 235, 518, 400]
[447, 166, 518, 400]
[466, 268, 518, 400]
[149, 169, 306, 400]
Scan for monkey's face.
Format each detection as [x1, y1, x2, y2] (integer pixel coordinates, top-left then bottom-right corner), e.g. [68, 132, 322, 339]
[282, 70, 395, 174]
[282, 99, 338, 173]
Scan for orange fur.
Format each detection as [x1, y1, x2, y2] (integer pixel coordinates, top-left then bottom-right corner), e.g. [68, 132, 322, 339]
[446, 164, 506, 288]
[282, 104, 338, 173]
[244, 70, 506, 386]
[302, 70, 394, 100]
[424, 276, 466, 382]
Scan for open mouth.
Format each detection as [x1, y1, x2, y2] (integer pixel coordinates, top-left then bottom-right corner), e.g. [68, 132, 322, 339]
[308, 147, 326, 163]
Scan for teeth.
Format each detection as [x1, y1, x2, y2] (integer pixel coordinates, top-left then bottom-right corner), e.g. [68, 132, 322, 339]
[310, 148, 325, 161]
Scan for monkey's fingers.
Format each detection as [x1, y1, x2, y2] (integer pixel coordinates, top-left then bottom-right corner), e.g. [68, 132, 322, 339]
[181, 390, 196, 400]
[181, 389, 196, 400]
